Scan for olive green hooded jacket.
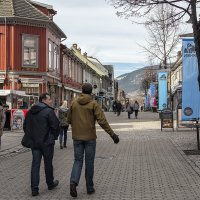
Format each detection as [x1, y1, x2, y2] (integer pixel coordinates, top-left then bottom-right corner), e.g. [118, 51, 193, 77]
[67, 94, 114, 140]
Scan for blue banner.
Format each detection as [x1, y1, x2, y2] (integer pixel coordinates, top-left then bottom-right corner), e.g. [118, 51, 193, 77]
[149, 83, 157, 97]
[182, 38, 200, 120]
[158, 72, 168, 110]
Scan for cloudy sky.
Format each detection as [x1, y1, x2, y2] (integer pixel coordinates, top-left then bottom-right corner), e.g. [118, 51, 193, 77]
[39, 0, 191, 77]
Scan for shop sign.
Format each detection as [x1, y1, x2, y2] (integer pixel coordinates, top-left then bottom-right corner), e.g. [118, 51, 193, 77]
[22, 83, 39, 87]
[0, 90, 11, 96]
[11, 109, 24, 130]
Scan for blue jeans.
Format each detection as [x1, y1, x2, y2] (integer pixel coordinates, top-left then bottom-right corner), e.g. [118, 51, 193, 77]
[31, 145, 54, 192]
[70, 140, 96, 192]
[59, 126, 68, 146]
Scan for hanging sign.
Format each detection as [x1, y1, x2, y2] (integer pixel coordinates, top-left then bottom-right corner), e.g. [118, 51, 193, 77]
[158, 72, 168, 110]
[182, 38, 200, 121]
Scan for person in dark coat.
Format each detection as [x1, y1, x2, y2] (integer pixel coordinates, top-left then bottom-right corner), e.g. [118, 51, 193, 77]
[133, 100, 139, 119]
[23, 93, 60, 197]
[116, 100, 122, 116]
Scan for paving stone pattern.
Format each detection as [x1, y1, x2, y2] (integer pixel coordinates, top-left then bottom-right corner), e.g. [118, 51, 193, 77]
[1, 112, 200, 199]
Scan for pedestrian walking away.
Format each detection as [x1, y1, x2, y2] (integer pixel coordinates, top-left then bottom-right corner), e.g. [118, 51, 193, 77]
[0, 101, 6, 147]
[116, 100, 122, 116]
[133, 100, 139, 119]
[23, 93, 60, 197]
[67, 83, 119, 198]
[58, 100, 69, 149]
[112, 100, 117, 114]
[126, 101, 133, 119]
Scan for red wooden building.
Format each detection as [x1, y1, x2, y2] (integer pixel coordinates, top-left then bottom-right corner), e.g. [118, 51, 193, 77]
[0, 0, 66, 108]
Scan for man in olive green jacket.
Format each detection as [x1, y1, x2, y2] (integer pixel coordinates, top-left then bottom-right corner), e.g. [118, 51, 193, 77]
[67, 83, 119, 198]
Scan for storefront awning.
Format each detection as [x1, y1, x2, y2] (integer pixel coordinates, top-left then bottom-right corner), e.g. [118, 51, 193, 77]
[64, 86, 81, 93]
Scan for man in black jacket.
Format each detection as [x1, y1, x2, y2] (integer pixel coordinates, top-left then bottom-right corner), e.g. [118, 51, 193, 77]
[23, 93, 60, 197]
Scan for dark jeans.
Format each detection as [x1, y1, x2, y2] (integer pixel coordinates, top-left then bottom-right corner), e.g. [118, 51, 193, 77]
[70, 140, 96, 192]
[128, 112, 131, 119]
[31, 145, 54, 192]
[59, 126, 68, 146]
[135, 110, 139, 118]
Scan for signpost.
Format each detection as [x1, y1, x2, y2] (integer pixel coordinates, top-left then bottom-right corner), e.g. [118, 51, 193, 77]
[160, 108, 174, 131]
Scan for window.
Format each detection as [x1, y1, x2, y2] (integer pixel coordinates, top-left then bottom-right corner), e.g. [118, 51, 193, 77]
[48, 40, 60, 72]
[49, 41, 53, 69]
[69, 58, 72, 77]
[22, 35, 38, 67]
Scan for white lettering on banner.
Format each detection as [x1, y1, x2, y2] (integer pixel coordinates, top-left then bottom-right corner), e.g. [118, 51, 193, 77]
[0, 90, 11, 95]
[22, 83, 39, 87]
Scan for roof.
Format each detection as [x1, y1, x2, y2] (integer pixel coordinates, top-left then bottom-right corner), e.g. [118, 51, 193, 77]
[179, 33, 193, 38]
[30, 0, 54, 10]
[88, 57, 108, 76]
[0, 0, 66, 38]
[29, 0, 57, 15]
[0, 0, 49, 21]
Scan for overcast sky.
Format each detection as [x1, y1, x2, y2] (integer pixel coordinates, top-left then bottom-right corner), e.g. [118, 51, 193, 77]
[39, 0, 191, 77]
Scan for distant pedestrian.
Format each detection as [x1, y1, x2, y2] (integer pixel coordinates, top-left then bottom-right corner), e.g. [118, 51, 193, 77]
[58, 100, 69, 149]
[67, 83, 119, 198]
[133, 100, 139, 119]
[23, 93, 60, 197]
[116, 100, 122, 116]
[112, 100, 117, 114]
[0, 101, 6, 147]
[126, 101, 132, 119]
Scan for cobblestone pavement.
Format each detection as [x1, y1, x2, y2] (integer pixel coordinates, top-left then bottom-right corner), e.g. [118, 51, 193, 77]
[1, 112, 200, 199]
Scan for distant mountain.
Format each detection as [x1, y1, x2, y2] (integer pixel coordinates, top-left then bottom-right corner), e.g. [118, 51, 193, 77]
[116, 65, 160, 97]
[103, 62, 146, 78]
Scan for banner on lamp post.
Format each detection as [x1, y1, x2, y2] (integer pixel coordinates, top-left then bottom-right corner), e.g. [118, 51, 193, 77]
[158, 72, 168, 111]
[149, 83, 157, 107]
[182, 38, 200, 121]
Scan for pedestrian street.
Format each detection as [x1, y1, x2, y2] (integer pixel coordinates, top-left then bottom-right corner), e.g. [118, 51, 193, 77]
[1, 111, 200, 200]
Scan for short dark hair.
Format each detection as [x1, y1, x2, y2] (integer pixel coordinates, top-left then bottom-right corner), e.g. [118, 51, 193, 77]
[39, 93, 50, 102]
[82, 83, 93, 94]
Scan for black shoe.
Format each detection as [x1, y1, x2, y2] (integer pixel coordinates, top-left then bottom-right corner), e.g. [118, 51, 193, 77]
[87, 188, 95, 195]
[70, 183, 77, 197]
[48, 180, 59, 190]
[64, 145, 67, 148]
[32, 191, 39, 196]
[60, 145, 63, 149]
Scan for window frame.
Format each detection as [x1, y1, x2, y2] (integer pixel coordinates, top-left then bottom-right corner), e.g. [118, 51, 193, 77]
[22, 34, 39, 68]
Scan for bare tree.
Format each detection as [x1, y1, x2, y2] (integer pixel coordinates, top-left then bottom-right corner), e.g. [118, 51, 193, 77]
[107, 0, 200, 89]
[140, 66, 157, 95]
[140, 4, 180, 66]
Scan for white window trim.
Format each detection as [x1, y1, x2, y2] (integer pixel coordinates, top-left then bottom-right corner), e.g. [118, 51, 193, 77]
[22, 34, 39, 68]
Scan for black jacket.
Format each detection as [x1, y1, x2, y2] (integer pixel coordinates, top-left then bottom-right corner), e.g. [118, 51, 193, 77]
[23, 102, 59, 149]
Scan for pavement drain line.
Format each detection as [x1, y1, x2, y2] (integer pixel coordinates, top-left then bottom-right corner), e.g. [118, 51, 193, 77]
[95, 156, 114, 160]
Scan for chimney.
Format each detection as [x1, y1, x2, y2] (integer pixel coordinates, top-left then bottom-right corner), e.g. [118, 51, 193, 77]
[73, 43, 77, 49]
[83, 52, 87, 57]
[78, 48, 81, 53]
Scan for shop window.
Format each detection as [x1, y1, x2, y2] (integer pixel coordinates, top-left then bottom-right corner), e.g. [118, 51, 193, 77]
[22, 34, 38, 67]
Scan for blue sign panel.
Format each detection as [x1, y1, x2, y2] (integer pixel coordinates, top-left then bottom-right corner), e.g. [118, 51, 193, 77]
[182, 38, 200, 120]
[149, 83, 157, 97]
[158, 72, 168, 110]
